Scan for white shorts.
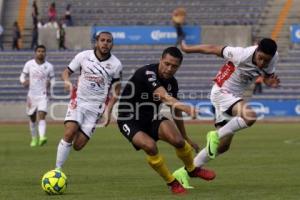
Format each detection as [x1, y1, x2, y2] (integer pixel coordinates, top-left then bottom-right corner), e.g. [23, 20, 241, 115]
[64, 102, 104, 138]
[26, 95, 48, 116]
[210, 85, 242, 125]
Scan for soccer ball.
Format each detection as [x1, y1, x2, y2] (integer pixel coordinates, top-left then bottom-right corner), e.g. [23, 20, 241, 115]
[41, 170, 67, 195]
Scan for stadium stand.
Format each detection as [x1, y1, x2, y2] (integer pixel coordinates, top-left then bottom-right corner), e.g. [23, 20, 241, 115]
[0, 0, 299, 102]
[37, 0, 267, 26]
[0, 44, 300, 102]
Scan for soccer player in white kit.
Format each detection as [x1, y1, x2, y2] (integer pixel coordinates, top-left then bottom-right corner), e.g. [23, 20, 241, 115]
[173, 38, 280, 187]
[55, 32, 123, 171]
[19, 45, 55, 147]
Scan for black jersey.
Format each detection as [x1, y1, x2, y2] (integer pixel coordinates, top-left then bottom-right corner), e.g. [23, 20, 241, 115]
[118, 63, 178, 122]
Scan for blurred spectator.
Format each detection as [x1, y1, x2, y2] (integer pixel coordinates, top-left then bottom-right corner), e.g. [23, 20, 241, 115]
[253, 75, 263, 94]
[48, 2, 57, 21]
[37, 18, 47, 28]
[12, 21, 21, 50]
[31, 24, 38, 50]
[57, 23, 66, 50]
[64, 4, 73, 26]
[0, 24, 4, 50]
[32, 0, 39, 26]
[44, 18, 58, 29]
[59, 18, 67, 28]
[172, 7, 186, 46]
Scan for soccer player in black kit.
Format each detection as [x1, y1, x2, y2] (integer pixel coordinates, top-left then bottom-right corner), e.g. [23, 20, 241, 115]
[117, 47, 215, 194]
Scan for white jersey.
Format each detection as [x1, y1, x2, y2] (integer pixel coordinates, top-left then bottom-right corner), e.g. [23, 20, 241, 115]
[21, 59, 55, 97]
[214, 45, 278, 97]
[68, 50, 122, 113]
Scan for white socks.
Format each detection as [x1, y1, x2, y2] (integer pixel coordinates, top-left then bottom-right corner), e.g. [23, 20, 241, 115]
[217, 117, 248, 138]
[193, 148, 210, 167]
[38, 120, 46, 138]
[193, 117, 248, 167]
[56, 139, 72, 169]
[29, 121, 37, 138]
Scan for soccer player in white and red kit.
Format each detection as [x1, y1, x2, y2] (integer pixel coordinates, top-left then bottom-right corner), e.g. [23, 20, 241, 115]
[55, 32, 123, 171]
[20, 45, 55, 147]
[173, 38, 280, 187]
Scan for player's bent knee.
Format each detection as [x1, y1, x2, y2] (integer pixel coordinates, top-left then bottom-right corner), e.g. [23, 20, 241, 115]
[172, 138, 185, 149]
[73, 144, 83, 151]
[218, 144, 230, 154]
[63, 130, 76, 143]
[141, 141, 158, 155]
[244, 111, 257, 127]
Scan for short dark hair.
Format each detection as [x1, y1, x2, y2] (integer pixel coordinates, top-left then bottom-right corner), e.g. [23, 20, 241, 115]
[96, 31, 113, 41]
[162, 46, 183, 63]
[35, 45, 46, 52]
[257, 38, 277, 56]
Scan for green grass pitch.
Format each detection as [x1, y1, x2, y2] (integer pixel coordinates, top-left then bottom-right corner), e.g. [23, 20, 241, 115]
[0, 123, 300, 200]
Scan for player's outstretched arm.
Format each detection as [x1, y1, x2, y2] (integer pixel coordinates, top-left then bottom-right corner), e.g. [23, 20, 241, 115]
[173, 109, 200, 152]
[180, 40, 224, 57]
[103, 81, 121, 127]
[61, 68, 73, 91]
[154, 86, 197, 118]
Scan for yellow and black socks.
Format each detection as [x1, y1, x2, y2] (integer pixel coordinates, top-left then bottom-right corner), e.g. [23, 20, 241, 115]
[147, 154, 175, 184]
[175, 141, 195, 172]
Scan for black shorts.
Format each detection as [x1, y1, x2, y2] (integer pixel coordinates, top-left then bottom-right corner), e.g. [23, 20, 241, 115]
[117, 116, 168, 149]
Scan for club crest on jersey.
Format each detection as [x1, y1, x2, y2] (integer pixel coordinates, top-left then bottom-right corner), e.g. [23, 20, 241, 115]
[88, 58, 95, 63]
[240, 74, 253, 83]
[167, 84, 172, 91]
[227, 51, 233, 59]
[105, 63, 112, 69]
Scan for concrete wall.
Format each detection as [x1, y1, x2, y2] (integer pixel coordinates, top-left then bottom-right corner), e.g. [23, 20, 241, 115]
[202, 25, 252, 46]
[65, 27, 92, 50]
[39, 25, 252, 50]
[0, 102, 68, 122]
[0, 0, 4, 23]
[38, 28, 57, 50]
[38, 27, 92, 50]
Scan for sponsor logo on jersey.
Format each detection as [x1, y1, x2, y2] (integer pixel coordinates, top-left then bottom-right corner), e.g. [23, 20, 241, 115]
[146, 70, 156, 75]
[83, 72, 104, 84]
[32, 71, 47, 81]
[146, 70, 157, 82]
[214, 62, 235, 87]
[148, 77, 156, 82]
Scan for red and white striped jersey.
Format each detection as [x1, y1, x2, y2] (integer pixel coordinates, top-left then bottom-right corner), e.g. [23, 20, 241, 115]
[214, 45, 278, 96]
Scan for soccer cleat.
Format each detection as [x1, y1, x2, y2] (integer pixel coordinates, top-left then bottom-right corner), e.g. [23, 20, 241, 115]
[188, 167, 216, 181]
[206, 130, 220, 159]
[39, 136, 48, 146]
[172, 167, 194, 189]
[167, 179, 187, 195]
[30, 137, 38, 147]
